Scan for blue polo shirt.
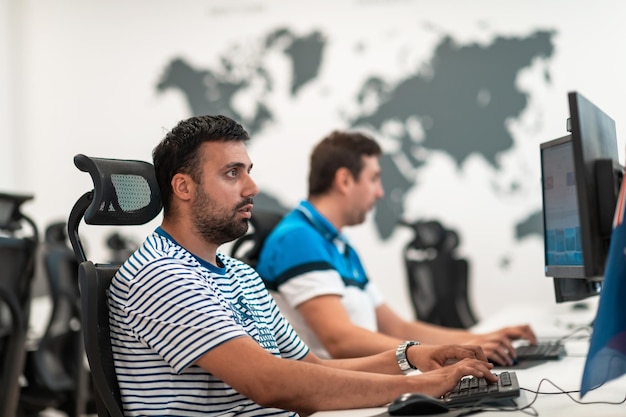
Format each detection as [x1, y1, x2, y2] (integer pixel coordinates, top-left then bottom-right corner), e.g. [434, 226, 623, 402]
[256, 201, 369, 291]
[256, 201, 384, 359]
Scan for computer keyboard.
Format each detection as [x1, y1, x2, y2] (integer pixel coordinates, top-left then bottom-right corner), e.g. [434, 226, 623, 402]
[515, 341, 566, 361]
[442, 371, 520, 408]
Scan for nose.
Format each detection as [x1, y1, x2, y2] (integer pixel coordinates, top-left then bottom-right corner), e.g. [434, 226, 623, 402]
[244, 173, 259, 198]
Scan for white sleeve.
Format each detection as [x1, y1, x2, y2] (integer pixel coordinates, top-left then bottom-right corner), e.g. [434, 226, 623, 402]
[365, 280, 385, 308]
[278, 269, 346, 308]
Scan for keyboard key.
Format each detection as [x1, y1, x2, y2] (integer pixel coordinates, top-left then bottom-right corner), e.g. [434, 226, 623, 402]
[500, 372, 511, 386]
[441, 371, 520, 408]
[516, 342, 566, 361]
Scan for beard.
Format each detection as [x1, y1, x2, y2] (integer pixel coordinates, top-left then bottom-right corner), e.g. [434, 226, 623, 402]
[192, 188, 252, 246]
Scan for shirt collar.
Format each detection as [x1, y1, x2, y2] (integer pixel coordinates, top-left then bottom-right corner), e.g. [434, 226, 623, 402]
[296, 200, 352, 247]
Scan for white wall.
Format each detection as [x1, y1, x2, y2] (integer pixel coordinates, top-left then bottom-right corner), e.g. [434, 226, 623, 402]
[5, 0, 626, 323]
[0, 0, 16, 191]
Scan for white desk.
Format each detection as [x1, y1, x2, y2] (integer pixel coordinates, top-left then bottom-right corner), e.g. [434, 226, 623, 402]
[314, 300, 626, 417]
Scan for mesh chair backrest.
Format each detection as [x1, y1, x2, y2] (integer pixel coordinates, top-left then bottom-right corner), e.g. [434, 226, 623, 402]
[230, 210, 284, 268]
[74, 154, 162, 226]
[0, 234, 38, 417]
[68, 154, 163, 264]
[68, 154, 163, 417]
[402, 219, 478, 329]
[405, 257, 476, 329]
[35, 238, 82, 391]
[0, 193, 35, 232]
[79, 263, 124, 417]
[0, 237, 37, 307]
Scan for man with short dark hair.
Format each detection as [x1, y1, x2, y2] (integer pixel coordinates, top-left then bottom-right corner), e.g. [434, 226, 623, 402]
[108, 115, 496, 416]
[256, 130, 537, 367]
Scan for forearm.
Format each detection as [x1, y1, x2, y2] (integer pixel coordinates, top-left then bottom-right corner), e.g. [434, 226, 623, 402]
[314, 347, 403, 375]
[297, 296, 407, 359]
[201, 339, 415, 413]
[198, 337, 495, 414]
[248, 352, 494, 414]
[385, 318, 473, 345]
[323, 325, 405, 359]
[263, 355, 409, 413]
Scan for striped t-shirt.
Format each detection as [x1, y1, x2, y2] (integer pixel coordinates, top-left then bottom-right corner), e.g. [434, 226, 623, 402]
[108, 227, 309, 416]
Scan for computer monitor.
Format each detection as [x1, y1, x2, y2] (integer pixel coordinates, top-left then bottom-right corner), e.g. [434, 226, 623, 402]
[540, 92, 623, 303]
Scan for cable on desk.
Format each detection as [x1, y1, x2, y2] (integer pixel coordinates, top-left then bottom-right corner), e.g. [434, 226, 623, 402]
[555, 325, 592, 343]
[519, 355, 626, 411]
[457, 354, 626, 417]
[520, 377, 626, 406]
[457, 376, 626, 417]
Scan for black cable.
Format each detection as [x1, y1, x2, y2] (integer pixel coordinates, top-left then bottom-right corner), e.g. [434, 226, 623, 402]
[521, 377, 626, 406]
[457, 358, 626, 417]
[518, 354, 626, 411]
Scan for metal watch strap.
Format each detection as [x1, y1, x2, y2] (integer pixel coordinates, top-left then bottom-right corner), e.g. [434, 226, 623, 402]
[396, 340, 420, 374]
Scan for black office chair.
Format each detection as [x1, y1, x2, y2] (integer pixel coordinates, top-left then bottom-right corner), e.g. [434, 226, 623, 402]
[67, 154, 162, 417]
[401, 219, 479, 329]
[19, 222, 92, 417]
[0, 193, 39, 417]
[230, 209, 285, 269]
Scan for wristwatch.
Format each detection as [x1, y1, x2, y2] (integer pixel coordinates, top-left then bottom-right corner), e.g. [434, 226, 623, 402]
[396, 340, 420, 374]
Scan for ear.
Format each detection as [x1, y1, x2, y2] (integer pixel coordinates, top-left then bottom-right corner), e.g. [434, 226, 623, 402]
[334, 167, 354, 194]
[171, 173, 194, 202]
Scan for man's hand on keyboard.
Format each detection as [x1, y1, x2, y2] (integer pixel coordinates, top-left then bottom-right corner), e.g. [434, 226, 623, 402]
[409, 358, 498, 398]
[407, 344, 490, 372]
[465, 324, 537, 366]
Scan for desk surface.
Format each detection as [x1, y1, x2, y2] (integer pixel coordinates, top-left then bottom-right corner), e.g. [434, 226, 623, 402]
[314, 299, 626, 417]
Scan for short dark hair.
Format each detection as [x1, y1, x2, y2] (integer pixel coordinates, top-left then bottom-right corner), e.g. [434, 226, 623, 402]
[152, 115, 249, 213]
[308, 130, 382, 197]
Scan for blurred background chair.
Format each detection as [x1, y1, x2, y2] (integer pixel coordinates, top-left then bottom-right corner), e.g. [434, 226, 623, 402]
[104, 231, 139, 264]
[401, 219, 479, 329]
[18, 221, 92, 417]
[230, 209, 285, 269]
[0, 193, 39, 417]
[67, 154, 162, 417]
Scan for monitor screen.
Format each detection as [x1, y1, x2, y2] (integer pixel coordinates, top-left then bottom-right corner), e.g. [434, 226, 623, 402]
[542, 135, 582, 271]
[540, 91, 622, 303]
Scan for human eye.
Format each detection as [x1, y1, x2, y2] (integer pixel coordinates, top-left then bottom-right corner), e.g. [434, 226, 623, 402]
[225, 163, 250, 180]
